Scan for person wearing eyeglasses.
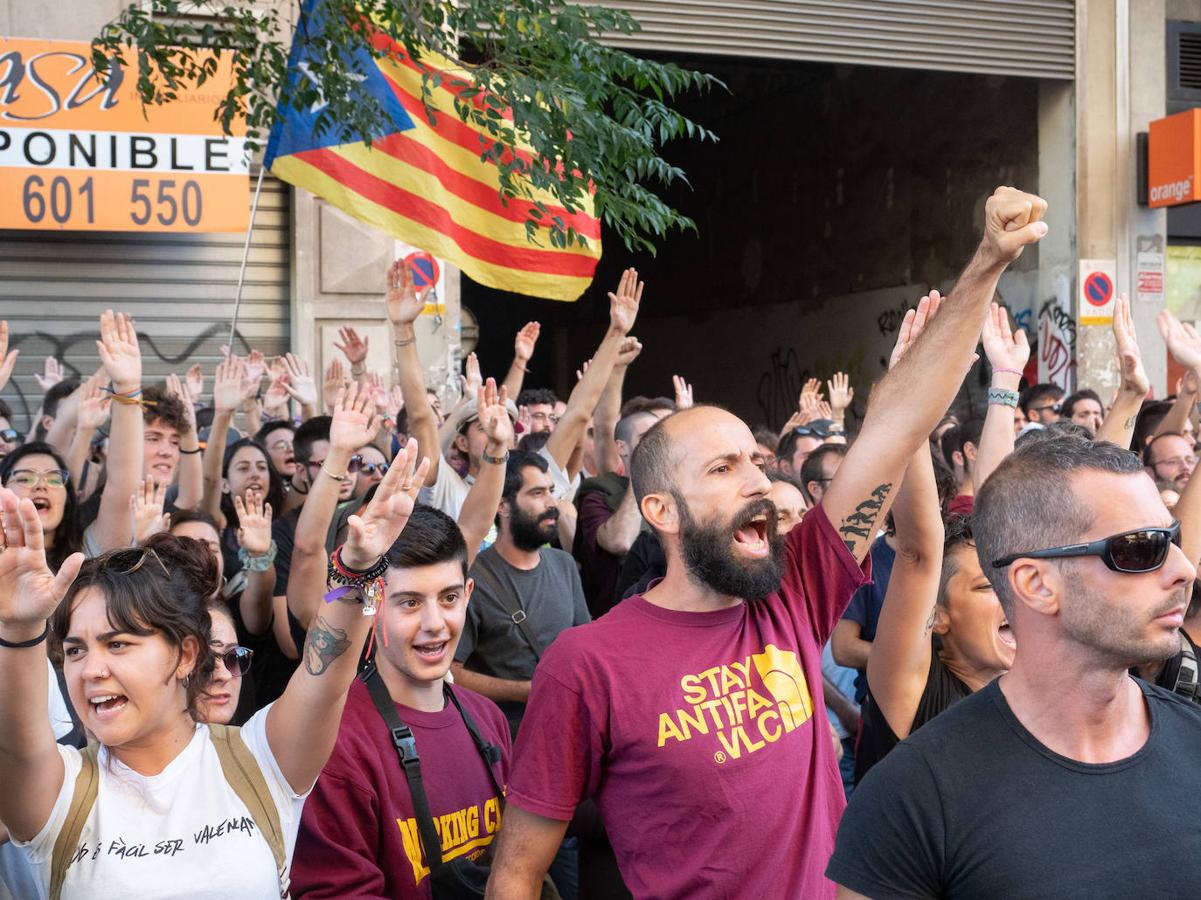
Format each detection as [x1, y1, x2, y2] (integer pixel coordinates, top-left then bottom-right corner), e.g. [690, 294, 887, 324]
[255, 420, 297, 481]
[353, 444, 389, 498]
[1018, 381, 1064, 427]
[1145, 431, 1196, 491]
[828, 435, 1201, 898]
[0, 398, 20, 461]
[0, 442, 84, 574]
[195, 600, 254, 727]
[516, 388, 561, 435]
[0, 439, 430, 900]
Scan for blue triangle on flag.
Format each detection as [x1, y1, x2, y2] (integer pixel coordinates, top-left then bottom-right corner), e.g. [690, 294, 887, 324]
[265, 0, 415, 168]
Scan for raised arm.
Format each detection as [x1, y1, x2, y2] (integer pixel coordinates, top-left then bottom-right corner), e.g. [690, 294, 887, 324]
[822, 187, 1047, 562]
[0, 490, 85, 841]
[65, 374, 109, 496]
[864, 440, 945, 740]
[91, 311, 145, 552]
[234, 492, 276, 635]
[200, 357, 245, 522]
[165, 372, 203, 510]
[594, 339, 642, 476]
[281, 353, 319, 423]
[543, 269, 643, 471]
[334, 325, 371, 389]
[1096, 295, 1149, 449]
[1157, 309, 1201, 440]
[502, 321, 540, 399]
[974, 302, 1030, 488]
[458, 379, 512, 567]
[287, 383, 381, 631]
[267, 439, 429, 795]
[386, 259, 441, 486]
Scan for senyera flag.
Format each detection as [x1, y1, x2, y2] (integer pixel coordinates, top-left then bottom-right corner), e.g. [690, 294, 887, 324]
[264, 0, 602, 301]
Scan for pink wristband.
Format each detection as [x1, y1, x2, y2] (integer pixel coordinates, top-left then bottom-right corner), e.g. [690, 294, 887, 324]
[992, 367, 1022, 376]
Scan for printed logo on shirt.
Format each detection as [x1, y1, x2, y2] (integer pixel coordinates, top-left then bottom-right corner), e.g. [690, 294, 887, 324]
[656, 644, 814, 763]
[397, 795, 503, 885]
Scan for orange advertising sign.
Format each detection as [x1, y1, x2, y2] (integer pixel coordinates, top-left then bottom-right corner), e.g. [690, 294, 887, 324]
[0, 37, 249, 231]
[1148, 108, 1201, 208]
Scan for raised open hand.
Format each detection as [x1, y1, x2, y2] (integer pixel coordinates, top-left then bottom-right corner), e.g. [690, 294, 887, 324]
[185, 363, 205, 404]
[213, 357, 247, 413]
[477, 378, 513, 448]
[672, 375, 694, 410]
[164, 372, 197, 436]
[245, 349, 267, 386]
[980, 186, 1049, 265]
[341, 438, 430, 569]
[889, 291, 944, 370]
[323, 359, 346, 414]
[367, 371, 388, 410]
[516, 404, 533, 435]
[96, 310, 142, 393]
[0, 489, 85, 633]
[827, 372, 854, 414]
[34, 357, 63, 392]
[234, 493, 273, 556]
[329, 381, 382, 453]
[335, 326, 369, 367]
[608, 268, 644, 335]
[385, 259, 432, 326]
[0, 322, 19, 393]
[514, 321, 541, 362]
[462, 352, 483, 399]
[981, 302, 1031, 375]
[262, 376, 291, 417]
[281, 353, 317, 409]
[131, 478, 170, 543]
[76, 372, 112, 432]
[1157, 306, 1201, 373]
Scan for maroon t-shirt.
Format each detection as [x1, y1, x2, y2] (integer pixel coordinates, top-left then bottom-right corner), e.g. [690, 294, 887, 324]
[507, 505, 870, 899]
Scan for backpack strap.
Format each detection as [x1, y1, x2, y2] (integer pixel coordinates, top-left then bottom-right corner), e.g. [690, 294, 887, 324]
[208, 724, 290, 898]
[471, 559, 547, 660]
[444, 684, 504, 799]
[49, 743, 100, 900]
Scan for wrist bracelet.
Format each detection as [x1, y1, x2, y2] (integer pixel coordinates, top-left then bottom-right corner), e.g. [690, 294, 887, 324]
[320, 462, 348, 482]
[179, 446, 202, 455]
[394, 337, 416, 348]
[482, 450, 510, 465]
[988, 388, 1020, 408]
[351, 366, 366, 376]
[0, 622, 49, 649]
[238, 541, 278, 572]
[992, 367, 1023, 377]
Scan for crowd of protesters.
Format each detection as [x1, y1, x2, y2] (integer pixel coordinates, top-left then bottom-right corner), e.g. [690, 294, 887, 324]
[2, 185, 1201, 899]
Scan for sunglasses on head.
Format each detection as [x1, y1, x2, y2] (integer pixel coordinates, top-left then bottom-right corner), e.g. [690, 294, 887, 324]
[213, 645, 254, 678]
[992, 521, 1182, 574]
[794, 425, 830, 438]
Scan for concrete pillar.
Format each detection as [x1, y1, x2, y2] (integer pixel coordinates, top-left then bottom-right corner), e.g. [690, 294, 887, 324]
[1076, 0, 1170, 396]
[1037, 80, 1078, 393]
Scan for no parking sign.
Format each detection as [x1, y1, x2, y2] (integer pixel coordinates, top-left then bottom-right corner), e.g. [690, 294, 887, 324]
[1078, 259, 1117, 326]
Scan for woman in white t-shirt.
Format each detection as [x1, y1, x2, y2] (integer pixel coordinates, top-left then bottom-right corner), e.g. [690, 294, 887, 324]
[0, 429, 429, 899]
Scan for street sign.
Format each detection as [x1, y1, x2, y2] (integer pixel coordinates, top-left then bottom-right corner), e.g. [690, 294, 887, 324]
[1078, 259, 1117, 326]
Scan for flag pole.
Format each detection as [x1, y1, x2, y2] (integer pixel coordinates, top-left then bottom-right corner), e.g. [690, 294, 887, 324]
[228, 166, 267, 352]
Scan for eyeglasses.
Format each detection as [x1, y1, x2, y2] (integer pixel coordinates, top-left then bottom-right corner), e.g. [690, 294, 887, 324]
[7, 468, 69, 489]
[528, 411, 561, 425]
[268, 439, 293, 453]
[1028, 403, 1062, 414]
[1151, 455, 1198, 470]
[992, 521, 1182, 574]
[0, 428, 20, 444]
[213, 645, 254, 678]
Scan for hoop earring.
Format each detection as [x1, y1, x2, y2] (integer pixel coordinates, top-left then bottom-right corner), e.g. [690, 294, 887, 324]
[181, 673, 191, 689]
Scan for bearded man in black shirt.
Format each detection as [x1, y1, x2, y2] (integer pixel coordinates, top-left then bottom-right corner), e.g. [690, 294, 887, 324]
[829, 436, 1201, 899]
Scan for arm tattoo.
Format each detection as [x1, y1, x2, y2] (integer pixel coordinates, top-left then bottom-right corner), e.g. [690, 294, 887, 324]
[924, 604, 937, 637]
[837, 483, 892, 553]
[1124, 415, 1137, 429]
[303, 614, 351, 676]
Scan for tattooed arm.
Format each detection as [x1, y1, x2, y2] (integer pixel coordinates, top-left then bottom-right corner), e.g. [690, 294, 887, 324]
[863, 441, 944, 741]
[266, 439, 429, 795]
[1097, 294, 1149, 450]
[823, 187, 1048, 562]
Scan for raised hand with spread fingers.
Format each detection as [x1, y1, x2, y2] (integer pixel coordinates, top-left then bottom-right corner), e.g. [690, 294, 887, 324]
[130, 478, 170, 544]
[91, 311, 145, 553]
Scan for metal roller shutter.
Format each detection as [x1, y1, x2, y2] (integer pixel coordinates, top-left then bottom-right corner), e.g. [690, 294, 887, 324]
[596, 0, 1075, 79]
[0, 175, 290, 430]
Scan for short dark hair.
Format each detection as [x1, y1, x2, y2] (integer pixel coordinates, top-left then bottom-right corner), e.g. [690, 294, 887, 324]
[516, 388, 558, 408]
[621, 396, 676, 418]
[293, 415, 331, 463]
[52, 533, 221, 718]
[1015, 420, 1097, 450]
[0, 398, 12, 421]
[1060, 388, 1102, 421]
[1019, 382, 1064, 415]
[615, 410, 658, 447]
[255, 420, 295, 445]
[938, 514, 975, 604]
[1145, 431, 1191, 466]
[974, 436, 1145, 616]
[170, 508, 220, 534]
[42, 379, 79, 419]
[1133, 400, 1174, 449]
[799, 444, 846, 504]
[142, 384, 189, 434]
[953, 418, 986, 465]
[752, 427, 778, 451]
[939, 425, 961, 470]
[385, 504, 468, 579]
[630, 413, 678, 508]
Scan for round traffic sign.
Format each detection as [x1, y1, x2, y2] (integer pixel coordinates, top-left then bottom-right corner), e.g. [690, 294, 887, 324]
[404, 251, 440, 289]
[1083, 271, 1113, 308]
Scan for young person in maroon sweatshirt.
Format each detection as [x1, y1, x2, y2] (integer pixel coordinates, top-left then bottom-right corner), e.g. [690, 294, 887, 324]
[289, 502, 514, 899]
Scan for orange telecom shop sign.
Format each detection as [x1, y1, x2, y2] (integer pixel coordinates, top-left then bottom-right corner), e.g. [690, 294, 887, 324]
[1148, 108, 1201, 208]
[0, 37, 248, 231]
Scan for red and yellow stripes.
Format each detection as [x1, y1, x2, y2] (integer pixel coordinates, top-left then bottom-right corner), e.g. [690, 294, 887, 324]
[271, 43, 600, 301]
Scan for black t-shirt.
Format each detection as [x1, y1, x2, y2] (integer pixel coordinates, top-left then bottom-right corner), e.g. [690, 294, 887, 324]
[854, 650, 972, 784]
[828, 678, 1201, 899]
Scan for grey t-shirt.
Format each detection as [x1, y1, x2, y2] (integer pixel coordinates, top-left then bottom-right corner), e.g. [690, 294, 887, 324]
[456, 545, 590, 730]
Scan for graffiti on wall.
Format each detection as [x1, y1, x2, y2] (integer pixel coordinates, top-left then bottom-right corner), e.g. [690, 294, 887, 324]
[1037, 297, 1076, 391]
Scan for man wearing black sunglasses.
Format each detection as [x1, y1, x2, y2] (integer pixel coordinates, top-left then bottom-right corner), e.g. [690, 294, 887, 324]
[829, 436, 1201, 898]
